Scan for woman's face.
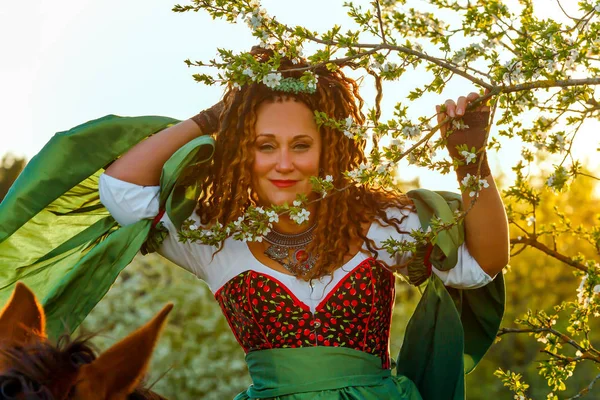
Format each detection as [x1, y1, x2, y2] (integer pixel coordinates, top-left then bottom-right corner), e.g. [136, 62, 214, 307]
[252, 98, 321, 208]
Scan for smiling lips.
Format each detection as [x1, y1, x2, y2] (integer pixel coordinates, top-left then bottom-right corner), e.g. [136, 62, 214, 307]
[270, 180, 298, 188]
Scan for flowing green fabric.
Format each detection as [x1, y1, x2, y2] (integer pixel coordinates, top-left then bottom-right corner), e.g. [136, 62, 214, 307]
[235, 346, 422, 399]
[0, 115, 214, 339]
[397, 189, 506, 400]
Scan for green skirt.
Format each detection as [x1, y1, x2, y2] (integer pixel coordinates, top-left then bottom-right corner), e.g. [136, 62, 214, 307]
[234, 346, 422, 400]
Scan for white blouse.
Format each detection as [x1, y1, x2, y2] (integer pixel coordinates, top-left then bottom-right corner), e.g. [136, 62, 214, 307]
[98, 173, 493, 312]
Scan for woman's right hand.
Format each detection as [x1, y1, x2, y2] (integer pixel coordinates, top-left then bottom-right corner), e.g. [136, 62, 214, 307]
[191, 100, 225, 135]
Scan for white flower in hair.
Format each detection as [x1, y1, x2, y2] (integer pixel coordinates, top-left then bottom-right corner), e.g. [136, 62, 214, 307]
[344, 116, 353, 129]
[263, 72, 282, 88]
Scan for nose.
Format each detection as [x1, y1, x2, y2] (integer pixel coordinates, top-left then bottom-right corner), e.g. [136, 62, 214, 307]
[275, 148, 294, 173]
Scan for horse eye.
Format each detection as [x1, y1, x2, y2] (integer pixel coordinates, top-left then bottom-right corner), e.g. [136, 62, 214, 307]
[70, 351, 94, 367]
[0, 377, 22, 399]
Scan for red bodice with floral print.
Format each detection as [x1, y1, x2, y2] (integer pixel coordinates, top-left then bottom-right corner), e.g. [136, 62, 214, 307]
[214, 258, 396, 368]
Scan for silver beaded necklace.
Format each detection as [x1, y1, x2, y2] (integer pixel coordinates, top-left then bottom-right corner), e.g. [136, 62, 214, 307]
[263, 224, 318, 276]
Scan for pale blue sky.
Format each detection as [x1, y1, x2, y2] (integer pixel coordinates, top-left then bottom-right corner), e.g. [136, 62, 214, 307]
[1, 0, 597, 193]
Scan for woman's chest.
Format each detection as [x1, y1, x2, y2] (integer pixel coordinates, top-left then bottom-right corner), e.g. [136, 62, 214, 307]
[213, 258, 396, 353]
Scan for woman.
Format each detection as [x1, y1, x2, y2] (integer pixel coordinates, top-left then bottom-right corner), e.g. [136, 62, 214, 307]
[97, 47, 509, 399]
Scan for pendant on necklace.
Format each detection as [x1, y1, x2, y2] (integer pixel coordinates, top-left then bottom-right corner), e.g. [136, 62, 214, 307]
[294, 249, 309, 263]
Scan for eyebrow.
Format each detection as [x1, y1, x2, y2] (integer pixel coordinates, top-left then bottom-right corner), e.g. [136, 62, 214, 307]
[256, 134, 314, 140]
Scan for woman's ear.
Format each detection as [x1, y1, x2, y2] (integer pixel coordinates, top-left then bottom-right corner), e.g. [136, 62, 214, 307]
[0, 282, 46, 346]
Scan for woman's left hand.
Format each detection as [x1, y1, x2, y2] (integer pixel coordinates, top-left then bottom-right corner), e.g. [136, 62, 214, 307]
[435, 89, 492, 180]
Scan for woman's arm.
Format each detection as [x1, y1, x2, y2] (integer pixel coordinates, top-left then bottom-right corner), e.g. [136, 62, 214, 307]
[461, 174, 509, 277]
[105, 101, 223, 186]
[104, 119, 202, 185]
[437, 89, 509, 278]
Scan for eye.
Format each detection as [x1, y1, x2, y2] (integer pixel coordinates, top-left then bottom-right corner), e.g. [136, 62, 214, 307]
[293, 142, 311, 150]
[258, 143, 276, 151]
[0, 377, 21, 399]
[70, 350, 95, 368]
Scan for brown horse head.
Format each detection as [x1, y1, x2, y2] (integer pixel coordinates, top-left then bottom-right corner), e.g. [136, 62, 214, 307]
[0, 282, 172, 400]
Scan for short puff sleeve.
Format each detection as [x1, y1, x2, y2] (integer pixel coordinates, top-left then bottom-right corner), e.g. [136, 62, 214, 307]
[369, 207, 494, 289]
[98, 173, 215, 281]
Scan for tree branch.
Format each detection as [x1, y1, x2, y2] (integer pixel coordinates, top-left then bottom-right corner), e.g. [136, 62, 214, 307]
[510, 236, 589, 272]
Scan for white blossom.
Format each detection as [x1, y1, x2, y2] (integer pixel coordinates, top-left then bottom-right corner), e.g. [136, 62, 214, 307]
[461, 150, 477, 165]
[461, 173, 473, 188]
[233, 216, 245, 228]
[291, 209, 310, 224]
[266, 210, 279, 223]
[503, 60, 525, 84]
[526, 216, 536, 226]
[391, 138, 404, 149]
[246, 14, 262, 29]
[344, 116, 353, 129]
[402, 125, 421, 139]
[451, 119, 469, 131]
[262, 72, 282, 89]
[555, 133, 567, 152]
[242, 67, 255, 78]
[407, 151, 418, 165]
[189, 224, 198, 231]
[343, 117, 354, 139]
[293, 200, 302, 207]
[370, 61, 382, 70]
[325, 175, 333, 182]
[382, 62, 398, 72]
[452, 49, 467, 64]
[594, 285, 600, 294]
[577, 274, 588, 305]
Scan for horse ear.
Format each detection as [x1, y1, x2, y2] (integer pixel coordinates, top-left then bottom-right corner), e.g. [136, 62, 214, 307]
[76, 303, 173, 399]
[0, 282, 46, 345]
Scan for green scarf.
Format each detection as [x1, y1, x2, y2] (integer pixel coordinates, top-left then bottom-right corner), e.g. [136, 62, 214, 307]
[0, 116, 504, 399]
[399, 190, 506, 400]
[0, 115, 214, 337]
